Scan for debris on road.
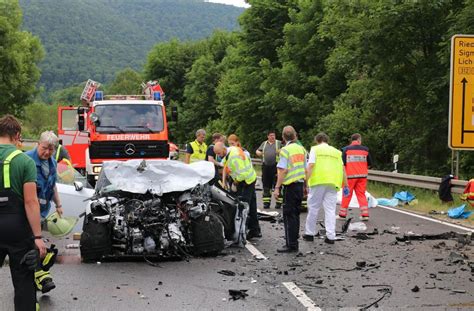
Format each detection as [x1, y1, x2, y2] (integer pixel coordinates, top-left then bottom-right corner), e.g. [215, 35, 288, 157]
[395, 231, 473, 244]
[228, 289, 248, 301]
[257, 209, 279, 222]
[360, 285, 392, 310]
[348, 222, 367, 232]
[218, 270, 236, 276]
[411, 285, 420, 292]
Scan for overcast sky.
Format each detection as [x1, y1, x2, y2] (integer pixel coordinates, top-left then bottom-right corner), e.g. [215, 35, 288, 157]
[206, 0, 250, 8]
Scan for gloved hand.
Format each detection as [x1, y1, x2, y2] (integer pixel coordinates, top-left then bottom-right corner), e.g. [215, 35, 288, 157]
[343, 186, 350, 198]
[20, 249, 39, 271]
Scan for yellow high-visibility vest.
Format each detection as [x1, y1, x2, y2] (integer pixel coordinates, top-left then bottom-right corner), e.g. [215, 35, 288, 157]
[189, 140, 207, 162]
[226, 147, 256, 184]
[308, 144, 343, 190]
[279, 143, 306, 185]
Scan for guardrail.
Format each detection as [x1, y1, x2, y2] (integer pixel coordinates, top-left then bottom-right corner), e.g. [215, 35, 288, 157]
[251, 157, 468, 194]
[72, 147, 470, 194]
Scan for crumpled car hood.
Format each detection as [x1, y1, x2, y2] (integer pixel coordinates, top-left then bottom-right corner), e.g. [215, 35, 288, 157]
[101, 160, 215, 195]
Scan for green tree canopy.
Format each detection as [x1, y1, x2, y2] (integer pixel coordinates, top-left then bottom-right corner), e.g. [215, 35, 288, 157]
[0, 0, 43, 116]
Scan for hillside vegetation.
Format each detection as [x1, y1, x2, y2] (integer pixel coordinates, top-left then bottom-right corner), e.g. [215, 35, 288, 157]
[19, 0, 243, 93]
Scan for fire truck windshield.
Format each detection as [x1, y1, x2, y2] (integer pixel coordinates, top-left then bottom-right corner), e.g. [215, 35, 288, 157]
[94, 104, 164, 133]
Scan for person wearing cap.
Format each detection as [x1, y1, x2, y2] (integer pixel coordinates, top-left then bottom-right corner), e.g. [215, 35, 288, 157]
[185, 129, 207, 164]
[26, 131, 64, 294]
[0, 115, 46, 310]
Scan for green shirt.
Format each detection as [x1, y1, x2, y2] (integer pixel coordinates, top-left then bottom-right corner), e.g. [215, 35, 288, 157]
[0, 144, 37, 201]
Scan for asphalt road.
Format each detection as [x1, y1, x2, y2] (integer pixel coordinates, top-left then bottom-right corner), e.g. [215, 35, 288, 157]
[1, 194, 473, 310]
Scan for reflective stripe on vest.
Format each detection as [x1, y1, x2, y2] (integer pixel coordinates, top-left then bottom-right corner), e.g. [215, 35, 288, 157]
[280, 143, 306, 185]
[3, 150, 23, 189]
[308, 144, 343, 189]
[227, 147, 256, 184]
[343, 143, 369, 178]
[55, 145, 61, 162]
[189, 140, 207, 162]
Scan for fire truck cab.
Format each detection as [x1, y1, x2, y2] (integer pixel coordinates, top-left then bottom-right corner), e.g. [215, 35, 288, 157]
[58, 80, 170, 185]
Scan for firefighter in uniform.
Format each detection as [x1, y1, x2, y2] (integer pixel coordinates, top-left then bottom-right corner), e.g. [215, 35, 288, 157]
[185, 129, 207, 164]
[214, 142, 262, 240]
[304, 133, 347, 244]
[26, 131, 63, 294]
[0, 115, 47, 311]
[273, 126, 306, 252]
[256, 130, 282, 209]
[339, 133, 372, 221]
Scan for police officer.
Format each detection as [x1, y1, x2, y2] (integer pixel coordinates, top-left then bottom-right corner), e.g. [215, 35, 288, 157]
[273, 126, 307, 253]
[185, 129, 207, 164]
[0, 115, 47, 310]
[26, 131, 63, 294]
[214, 142, 262, 240]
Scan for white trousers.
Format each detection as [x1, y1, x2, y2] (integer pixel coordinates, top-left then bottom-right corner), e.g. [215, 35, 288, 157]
[305, 185, 337, 240]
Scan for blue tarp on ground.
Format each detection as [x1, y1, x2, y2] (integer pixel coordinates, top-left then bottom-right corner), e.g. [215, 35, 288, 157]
[377, 198, 399, 207]
[447, 204, 473, 219]
[393, 191, 415, 203]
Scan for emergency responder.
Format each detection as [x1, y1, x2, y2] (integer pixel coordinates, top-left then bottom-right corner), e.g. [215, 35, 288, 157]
[339, 133, 372, 221]
[206, 133, 226, 183]
[185, 129, 207, 164]
[304, 133, 348, 244]
[0, 115, 47, 310]
[227, 134, 251, 158]
[26, 131, 63, 294]
[54, 139, 71, 163]
[256, 130, 282, 209]
[214, 142, 262, 240]
[273, 126, 306, 252]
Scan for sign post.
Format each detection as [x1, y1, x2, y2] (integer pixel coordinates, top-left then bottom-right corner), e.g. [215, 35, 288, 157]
[449, 35, 474, 150]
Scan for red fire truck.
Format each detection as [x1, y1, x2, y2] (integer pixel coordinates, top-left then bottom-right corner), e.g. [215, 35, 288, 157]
[58, 80, 174, 185]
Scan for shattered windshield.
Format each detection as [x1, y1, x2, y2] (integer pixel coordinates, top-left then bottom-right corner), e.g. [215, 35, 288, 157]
[94, 104, 164, 133]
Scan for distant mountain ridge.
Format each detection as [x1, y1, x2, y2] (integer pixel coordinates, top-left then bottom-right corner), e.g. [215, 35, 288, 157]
[19, 0, 243, 93]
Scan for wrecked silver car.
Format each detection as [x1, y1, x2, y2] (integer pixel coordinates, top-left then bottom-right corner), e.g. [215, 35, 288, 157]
[80, 160, 248, 262]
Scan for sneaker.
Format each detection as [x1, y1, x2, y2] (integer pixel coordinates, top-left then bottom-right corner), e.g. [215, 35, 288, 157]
[324, 237, 335, 245]
[275, 204, 282, 209]
[360, 216, 369, 221]
[277, 245, 298, 253]
[303, 234, 314, 242]
[263, 205, 270, 209]
[336, 215, 346, 220]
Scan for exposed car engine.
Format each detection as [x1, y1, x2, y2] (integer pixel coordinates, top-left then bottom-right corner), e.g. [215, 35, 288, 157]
[80, 160, 248, 262]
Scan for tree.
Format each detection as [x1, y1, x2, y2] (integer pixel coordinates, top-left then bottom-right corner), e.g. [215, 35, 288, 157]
[0, 0, 43, 116]
[106, 68, 143, 95]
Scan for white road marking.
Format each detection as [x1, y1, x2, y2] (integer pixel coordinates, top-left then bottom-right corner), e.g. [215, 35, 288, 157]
[282, 282, 321, 311]
[377, 205, 474, 232]
[245, 242, 267, 260]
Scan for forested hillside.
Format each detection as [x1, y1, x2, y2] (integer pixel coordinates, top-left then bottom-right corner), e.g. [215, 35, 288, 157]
[19, 0, 243, 93]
